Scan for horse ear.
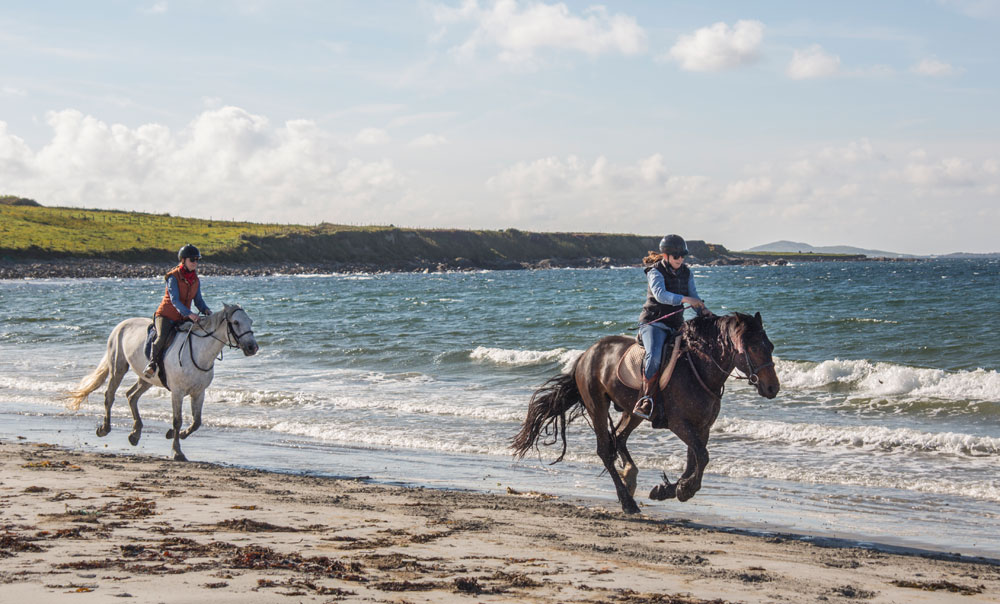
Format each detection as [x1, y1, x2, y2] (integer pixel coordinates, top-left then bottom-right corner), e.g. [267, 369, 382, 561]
[754, 312, 763, 326]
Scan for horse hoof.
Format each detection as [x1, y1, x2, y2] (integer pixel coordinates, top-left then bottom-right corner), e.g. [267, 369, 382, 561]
[622, 500, 641, 514]
[676, 483, 696, 502]
[172, 452, 188, 462]
[649, 483, 677, 501]
[128, 433, 141, 446]
[96, 425, 110, 438]
[165, 429, 174, 439]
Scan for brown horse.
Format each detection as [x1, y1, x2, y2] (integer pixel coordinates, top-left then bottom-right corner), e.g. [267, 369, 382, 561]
[512, 312, 779, 514]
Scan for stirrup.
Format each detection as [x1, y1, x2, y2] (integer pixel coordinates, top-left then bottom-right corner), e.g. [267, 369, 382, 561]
[632, 395, 653, 420]
[142, 363, 157, 379]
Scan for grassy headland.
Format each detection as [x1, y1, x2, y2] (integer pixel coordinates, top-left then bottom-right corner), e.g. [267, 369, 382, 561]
[0, 197, 866, 276]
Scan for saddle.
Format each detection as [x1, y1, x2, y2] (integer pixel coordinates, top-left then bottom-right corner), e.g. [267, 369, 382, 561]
[616, 335, 684, 391]
[143, 321, 196, 390]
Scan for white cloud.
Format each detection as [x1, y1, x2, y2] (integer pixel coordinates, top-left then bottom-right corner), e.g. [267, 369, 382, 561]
[902, 156, 979, 187]
[433, 0, 646, 65]
[0, 107, 404, 223]
[910, 57, 959, 76]
[409, 134, 448, 147]
[667, 20, 764, 72]
[2, 86, 27, 97]
[355, 128, 390, 145]
[143, 1, 168, 15]
[787, 45, 840, 79]
[723, 176, 772, 203]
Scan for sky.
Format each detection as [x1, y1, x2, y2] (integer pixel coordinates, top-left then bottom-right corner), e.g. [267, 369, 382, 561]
[1, 1, 998, 255]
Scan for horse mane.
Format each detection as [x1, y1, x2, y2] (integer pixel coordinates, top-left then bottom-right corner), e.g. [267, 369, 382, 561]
[681, 312, 756, 356]
[198, 304, 238, 333]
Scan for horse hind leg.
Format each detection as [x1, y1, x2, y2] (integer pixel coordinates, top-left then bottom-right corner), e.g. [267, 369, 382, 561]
[613, 412, 643, 497]
[124, 380, 151, 446]
[95, 352, 129, 438]
[586, 389, 640, 514]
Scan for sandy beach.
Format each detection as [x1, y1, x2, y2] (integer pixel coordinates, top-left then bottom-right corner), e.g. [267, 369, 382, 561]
[1, 439, 996, 603]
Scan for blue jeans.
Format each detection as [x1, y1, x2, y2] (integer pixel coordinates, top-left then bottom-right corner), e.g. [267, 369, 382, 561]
[638, 323, 673, 380]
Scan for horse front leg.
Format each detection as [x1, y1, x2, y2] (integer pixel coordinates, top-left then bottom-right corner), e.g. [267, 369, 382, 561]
[649, 425, 709, 502]
[165, 391, 187, 461]
[125, 380, 151, 446]
[180, 392, 204, 439]
[671, 423, 709, 502]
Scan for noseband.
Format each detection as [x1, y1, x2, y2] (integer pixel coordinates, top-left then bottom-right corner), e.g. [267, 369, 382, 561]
[740, 348, 774, 386]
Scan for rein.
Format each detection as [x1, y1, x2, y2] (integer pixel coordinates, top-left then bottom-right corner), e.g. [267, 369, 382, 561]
[636, 305, 690, 329]
[178, 311, 254, 372]
[684, 320, 775, 398]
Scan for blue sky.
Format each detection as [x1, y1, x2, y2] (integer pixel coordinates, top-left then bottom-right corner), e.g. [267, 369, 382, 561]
[1, 1, 998, 254]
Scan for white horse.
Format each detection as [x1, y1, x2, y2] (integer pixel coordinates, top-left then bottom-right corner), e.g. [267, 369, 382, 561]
[69, 303, 259, 461]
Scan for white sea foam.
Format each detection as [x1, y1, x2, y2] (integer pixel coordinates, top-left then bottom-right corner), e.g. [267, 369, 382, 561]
[712, 417, 1000, 457]
[776, 358, 1000, 401]
[470, 346, 583, 372]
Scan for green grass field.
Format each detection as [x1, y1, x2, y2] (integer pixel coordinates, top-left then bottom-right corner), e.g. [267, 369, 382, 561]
[0, 200, 666, 264]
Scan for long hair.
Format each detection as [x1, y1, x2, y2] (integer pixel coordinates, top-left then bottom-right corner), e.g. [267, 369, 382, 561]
[642, 251, 664, 266]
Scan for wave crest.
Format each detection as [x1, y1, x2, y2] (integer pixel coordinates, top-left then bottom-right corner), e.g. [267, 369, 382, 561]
[776, 358, 1000, 401]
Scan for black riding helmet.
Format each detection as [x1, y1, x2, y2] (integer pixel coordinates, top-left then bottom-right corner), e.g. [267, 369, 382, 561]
[659, 234, 688, 257]
[178, 243, 202, 261]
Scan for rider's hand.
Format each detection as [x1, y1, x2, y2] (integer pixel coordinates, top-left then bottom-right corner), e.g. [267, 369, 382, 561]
[204, 309, 212, 316]
[187, 313, 200, 322]
[683, 297, 705, 309]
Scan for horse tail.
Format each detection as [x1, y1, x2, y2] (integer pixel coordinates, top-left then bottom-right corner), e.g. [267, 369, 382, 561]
[511, 362, 583, 464]
[67, 353, 110, 411]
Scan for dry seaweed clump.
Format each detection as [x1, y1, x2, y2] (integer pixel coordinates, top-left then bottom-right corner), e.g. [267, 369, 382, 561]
[0, 532, 45, 557]
[890, 579, 984, 595]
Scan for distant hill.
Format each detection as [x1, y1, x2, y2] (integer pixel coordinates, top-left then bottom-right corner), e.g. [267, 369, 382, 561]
[932, 252, 1000, 259]
[745, 240, 914, 258]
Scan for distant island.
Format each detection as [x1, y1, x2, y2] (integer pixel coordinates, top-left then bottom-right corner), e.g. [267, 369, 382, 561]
[0, 196, 942, 279]
[746, 239, 999, 260]
[745, 240, 915, 258]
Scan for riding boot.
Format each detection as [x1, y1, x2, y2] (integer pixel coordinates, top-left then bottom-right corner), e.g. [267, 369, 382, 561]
[633, 374, 660, 420]
[142, 360, 157, 379]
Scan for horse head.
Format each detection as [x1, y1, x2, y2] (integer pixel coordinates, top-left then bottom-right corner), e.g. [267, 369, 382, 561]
[222, 303, 259, 357]
[726, 312, 779, 399]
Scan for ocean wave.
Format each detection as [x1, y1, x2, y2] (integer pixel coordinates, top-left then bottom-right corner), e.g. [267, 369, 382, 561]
[776, 358, 1000, 401]
[470, 346, 583, 372]
[713, 417, 1000, 457]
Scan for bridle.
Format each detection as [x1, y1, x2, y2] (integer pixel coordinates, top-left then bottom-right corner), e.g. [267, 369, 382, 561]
[687, 323, 774, 396]
[180, 308, 254, 372]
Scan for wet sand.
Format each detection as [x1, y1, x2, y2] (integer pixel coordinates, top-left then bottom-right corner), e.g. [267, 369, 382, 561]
[1, 439, 997, 603]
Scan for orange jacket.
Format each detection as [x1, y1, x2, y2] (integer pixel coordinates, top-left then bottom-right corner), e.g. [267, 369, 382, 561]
[155, 264, 200, 322]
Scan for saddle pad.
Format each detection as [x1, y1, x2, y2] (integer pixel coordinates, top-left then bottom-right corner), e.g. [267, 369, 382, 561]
[616, 338, 683, 391]
[616, 344, 646, 390]
[144, 324, 156, 360]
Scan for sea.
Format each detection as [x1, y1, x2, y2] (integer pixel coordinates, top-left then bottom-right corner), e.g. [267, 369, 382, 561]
[1, 259, 998, 557]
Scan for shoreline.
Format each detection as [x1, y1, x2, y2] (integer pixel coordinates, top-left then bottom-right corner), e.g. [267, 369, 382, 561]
[2, 439, 997, 603]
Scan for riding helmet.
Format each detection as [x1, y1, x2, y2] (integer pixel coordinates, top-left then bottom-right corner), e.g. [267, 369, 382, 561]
[178, 243, 202, 261]
[659, 234, 688, 257]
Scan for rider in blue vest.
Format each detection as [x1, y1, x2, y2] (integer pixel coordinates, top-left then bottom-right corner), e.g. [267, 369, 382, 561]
[635, 234, 712, 420]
